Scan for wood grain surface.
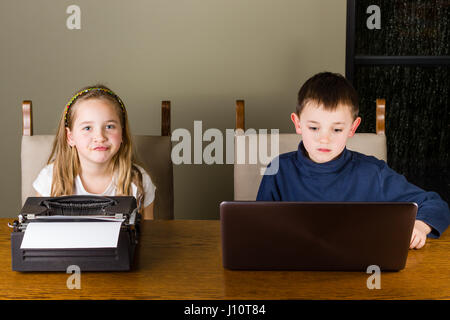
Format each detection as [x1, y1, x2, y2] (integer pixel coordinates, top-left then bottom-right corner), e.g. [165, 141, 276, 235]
[0, 219, 449, 300]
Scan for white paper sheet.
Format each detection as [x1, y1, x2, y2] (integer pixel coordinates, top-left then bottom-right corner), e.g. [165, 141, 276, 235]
[20, 221, 124, 249]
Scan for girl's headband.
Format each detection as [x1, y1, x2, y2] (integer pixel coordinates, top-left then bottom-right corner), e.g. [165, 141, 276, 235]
[64, 87, 126, 127]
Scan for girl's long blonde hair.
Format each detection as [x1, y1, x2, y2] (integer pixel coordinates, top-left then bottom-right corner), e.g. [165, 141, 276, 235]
[47, 85, 145, 207]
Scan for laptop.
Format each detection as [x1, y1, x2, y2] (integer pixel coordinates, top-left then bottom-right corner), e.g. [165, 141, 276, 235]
[220, 201, 417, 271]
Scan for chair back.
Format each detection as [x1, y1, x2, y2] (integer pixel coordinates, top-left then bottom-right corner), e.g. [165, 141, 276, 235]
[233, 132, 386, 200]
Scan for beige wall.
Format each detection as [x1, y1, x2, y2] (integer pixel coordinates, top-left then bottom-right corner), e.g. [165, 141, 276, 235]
[0, 0, 346, 219]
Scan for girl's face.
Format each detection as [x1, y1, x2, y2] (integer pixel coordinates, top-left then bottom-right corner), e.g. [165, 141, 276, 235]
[66, 98, 123, 168]
[291, 101, 361, 163]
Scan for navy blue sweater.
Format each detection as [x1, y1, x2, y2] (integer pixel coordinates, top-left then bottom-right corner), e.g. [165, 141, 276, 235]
[257, 142, 450, 238]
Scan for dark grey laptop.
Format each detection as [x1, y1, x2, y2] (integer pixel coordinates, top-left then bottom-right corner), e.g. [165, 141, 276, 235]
[220, 202, 417, 271]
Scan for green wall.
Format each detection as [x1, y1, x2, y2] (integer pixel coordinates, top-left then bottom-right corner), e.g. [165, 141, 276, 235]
[0, 0, 346, 219]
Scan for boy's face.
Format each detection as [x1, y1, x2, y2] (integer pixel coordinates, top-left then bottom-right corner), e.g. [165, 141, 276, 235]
[291, 101, 361, 163]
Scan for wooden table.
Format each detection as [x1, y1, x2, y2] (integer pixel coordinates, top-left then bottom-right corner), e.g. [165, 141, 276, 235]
[0, 219, 449, 300]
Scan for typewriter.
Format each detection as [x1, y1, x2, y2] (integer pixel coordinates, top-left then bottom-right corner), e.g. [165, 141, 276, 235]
[10, 195, 141, 272]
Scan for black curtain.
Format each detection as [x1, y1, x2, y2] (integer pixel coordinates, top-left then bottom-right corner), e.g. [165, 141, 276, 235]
[352, 0, 449, 203]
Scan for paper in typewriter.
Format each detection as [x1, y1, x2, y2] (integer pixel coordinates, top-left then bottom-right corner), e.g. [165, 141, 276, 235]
[20, 221, 124, 249]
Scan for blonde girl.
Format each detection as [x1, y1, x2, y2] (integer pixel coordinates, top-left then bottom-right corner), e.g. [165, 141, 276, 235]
[33, 85, 155, 219]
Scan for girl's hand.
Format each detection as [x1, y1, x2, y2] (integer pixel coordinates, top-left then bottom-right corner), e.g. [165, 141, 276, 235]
[410, 220, 432, 250]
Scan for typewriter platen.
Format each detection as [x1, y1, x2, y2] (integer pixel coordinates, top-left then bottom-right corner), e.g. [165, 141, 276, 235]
[10, 195, 141, 272]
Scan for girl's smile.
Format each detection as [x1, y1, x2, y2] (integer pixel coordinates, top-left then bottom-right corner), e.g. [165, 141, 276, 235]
[93, 146, 109, 151]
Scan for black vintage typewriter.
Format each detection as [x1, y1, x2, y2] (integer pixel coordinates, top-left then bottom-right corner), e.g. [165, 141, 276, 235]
[10, 195, 141, 272]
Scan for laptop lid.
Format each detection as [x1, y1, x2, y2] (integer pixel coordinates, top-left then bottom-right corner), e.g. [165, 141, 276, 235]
[220, 202, 417, 271]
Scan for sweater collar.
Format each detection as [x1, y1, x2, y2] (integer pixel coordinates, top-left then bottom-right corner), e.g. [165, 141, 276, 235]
[296, 141, 351, 174]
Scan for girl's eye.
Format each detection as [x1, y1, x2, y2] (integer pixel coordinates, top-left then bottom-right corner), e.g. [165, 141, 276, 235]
[83, 126, 91, 131]
[309, 127, 318, 131]
[106, 124, 115, 129]
[334, 129, 343, 133]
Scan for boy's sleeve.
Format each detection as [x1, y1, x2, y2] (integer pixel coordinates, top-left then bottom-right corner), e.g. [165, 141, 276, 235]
[256, 162, 281, 201]
[379, 163, 450, 238]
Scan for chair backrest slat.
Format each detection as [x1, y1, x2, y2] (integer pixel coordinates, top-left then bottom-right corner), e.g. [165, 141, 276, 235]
[22, 101, 33, 136]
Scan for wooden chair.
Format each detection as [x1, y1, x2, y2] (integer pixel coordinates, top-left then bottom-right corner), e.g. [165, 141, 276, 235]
[233, 99, 387, 200]
[21, 100, 174, 220]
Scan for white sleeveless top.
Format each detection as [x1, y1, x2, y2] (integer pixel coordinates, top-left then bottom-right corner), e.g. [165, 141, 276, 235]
[32, 163, 156, 208]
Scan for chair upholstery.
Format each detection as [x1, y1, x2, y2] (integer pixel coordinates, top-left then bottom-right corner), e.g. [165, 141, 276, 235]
[233, 132, 387, 201]
[21, 135, 174, 219]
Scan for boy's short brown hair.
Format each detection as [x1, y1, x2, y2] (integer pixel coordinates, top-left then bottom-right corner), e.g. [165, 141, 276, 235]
[296, 72, 359, 119]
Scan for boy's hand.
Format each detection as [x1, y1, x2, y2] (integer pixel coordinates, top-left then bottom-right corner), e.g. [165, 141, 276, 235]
[410, 220, 432, 250]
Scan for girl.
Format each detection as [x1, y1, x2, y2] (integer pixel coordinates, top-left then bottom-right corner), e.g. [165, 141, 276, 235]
[33, 85, 156, 219]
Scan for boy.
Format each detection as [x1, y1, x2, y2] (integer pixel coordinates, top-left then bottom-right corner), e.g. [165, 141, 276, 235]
[257, 72, 450, 249]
